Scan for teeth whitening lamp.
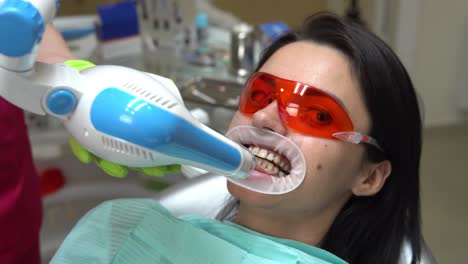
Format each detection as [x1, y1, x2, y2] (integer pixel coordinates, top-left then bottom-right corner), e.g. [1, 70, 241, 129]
[0, 0, 255, 179]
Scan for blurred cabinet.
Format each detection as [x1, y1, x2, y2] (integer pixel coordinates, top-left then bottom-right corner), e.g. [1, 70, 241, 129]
[213, 0, 326, 27]
[57, 0, 327, 26]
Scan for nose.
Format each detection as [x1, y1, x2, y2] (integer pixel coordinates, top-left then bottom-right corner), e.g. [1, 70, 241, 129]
[251, 101, 288, 135]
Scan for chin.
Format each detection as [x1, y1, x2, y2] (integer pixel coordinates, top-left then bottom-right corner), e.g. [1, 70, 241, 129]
[226, 180, 285, 207]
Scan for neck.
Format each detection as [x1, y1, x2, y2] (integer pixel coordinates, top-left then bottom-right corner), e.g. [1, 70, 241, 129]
[234, 200, 346, 246]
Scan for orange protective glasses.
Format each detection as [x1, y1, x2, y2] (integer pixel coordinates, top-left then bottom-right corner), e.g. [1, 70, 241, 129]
[239, 72, 383, 151]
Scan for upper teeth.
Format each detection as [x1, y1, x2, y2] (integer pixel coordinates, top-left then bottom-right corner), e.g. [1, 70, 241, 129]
[249, 146, 291, 176]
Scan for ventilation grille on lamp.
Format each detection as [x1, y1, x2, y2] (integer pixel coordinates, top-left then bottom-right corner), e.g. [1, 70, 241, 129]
[122, 82, 179, 109]
[101, 136, 155, 161]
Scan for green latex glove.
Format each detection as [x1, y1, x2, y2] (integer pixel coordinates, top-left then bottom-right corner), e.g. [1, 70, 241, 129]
[69, 136, 181, 179]
[65, 59, 180, 179]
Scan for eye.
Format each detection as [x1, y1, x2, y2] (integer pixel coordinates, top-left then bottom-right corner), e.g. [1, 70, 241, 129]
[248, 77, 275, 108]
[316, 111, 332, 123]
[251, 90, 269, 103]
[302, 108, 333, 127]
[248, 90, 272, 109]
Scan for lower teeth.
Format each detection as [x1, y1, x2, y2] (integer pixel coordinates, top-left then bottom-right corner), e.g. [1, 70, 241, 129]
[256, 157, 288, 177]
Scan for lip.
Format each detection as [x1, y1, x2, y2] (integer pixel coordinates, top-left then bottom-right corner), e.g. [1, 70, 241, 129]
[253, 162, 278, 180]
[254, 163, 269, 174]
[247, 169, 275, 181]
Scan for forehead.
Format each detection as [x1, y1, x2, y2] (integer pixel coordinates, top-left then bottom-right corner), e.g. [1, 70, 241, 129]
[257, 41, 371, 132]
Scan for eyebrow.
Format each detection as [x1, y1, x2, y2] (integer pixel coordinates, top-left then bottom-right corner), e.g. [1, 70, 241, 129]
[321, 88, 350, 114]
[259, 72, 352, 114]
[303, 83, 351, 114]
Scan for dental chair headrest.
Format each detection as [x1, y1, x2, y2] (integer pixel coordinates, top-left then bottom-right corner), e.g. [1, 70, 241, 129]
[154, 173, 230, 218]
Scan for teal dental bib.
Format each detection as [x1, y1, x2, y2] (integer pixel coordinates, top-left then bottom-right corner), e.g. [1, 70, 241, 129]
[51, 199, 347, 264]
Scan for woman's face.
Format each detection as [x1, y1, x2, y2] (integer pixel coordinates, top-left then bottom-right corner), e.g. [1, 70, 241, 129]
[227, 41, 373, 217]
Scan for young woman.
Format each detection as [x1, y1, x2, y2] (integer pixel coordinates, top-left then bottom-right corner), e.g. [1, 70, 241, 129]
[217, 13, 424, 264]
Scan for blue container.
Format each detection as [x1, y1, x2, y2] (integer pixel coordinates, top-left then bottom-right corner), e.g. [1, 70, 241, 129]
[96, 0, 139, 41]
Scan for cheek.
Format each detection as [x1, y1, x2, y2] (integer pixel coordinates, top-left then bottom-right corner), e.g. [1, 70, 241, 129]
[299, 138, 362, 192]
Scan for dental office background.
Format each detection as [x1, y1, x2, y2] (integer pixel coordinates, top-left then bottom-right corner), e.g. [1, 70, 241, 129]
[31, 0, 467, 263]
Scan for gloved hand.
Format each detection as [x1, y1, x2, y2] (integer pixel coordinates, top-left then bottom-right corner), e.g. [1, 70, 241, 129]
[69, 135, 181, 178]
[64, 59, 180, 178]
[64, 60, 180, 178]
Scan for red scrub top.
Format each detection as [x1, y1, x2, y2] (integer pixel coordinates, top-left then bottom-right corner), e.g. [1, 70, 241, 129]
[0, 97, 41, 263]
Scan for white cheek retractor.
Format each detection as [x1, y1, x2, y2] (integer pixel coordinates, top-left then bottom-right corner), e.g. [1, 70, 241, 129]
[225, 126, 306, 195]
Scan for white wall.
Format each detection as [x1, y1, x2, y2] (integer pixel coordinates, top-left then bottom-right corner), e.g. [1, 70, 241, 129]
[408, 0, 468, 126]
[329, 0, 468, 127]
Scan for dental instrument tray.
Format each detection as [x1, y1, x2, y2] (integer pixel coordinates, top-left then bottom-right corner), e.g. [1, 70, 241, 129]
[180, 77, 243, 109]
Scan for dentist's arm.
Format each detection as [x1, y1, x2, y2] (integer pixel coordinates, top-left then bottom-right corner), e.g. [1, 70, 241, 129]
[37, 24, 76, 63]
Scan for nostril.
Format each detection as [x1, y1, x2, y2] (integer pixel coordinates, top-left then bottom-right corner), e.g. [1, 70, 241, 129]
[262, 127, 275, 132]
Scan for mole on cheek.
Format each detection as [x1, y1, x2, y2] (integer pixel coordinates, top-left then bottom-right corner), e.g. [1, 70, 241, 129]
[316, 164, 323, 170]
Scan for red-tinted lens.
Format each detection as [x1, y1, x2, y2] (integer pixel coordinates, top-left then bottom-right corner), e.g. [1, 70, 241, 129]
[239, 72, 354, 138]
